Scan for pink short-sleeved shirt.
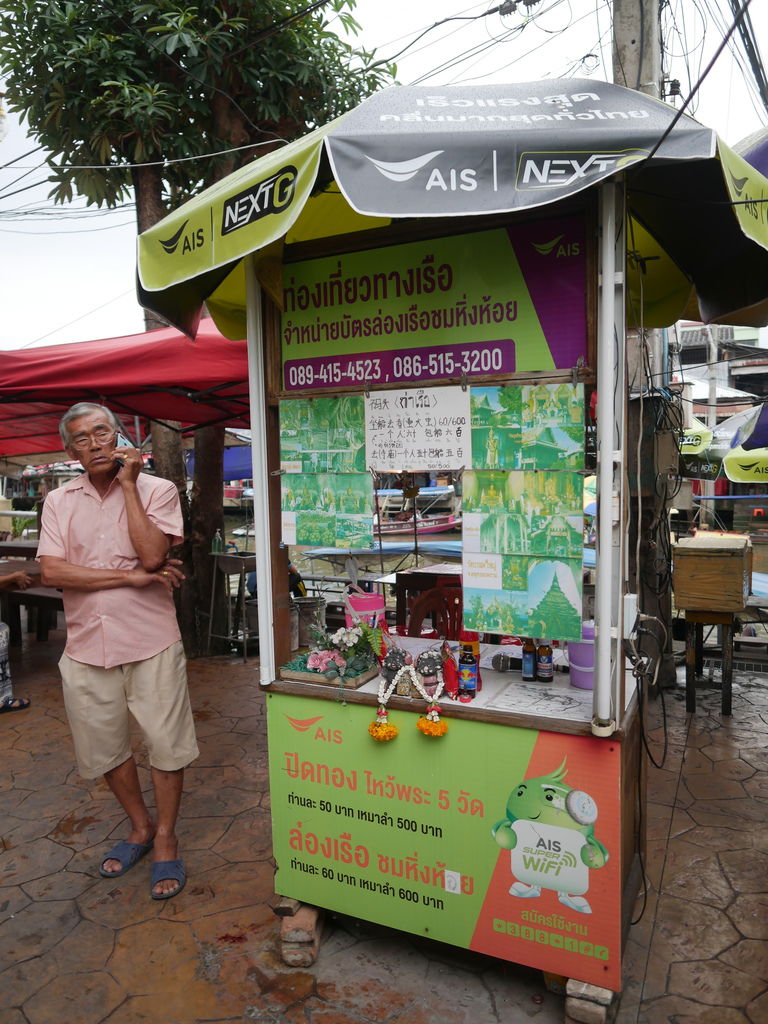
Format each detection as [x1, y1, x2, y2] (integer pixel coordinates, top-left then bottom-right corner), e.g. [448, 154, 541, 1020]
[37, 472, 184, 669]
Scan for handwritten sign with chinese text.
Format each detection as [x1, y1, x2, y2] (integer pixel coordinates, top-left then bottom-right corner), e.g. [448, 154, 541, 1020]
[365, 386, 471, 471]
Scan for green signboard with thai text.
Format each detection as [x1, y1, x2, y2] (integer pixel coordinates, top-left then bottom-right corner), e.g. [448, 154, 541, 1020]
[281, 216, 587, 391]
[268, 692, 622, 990]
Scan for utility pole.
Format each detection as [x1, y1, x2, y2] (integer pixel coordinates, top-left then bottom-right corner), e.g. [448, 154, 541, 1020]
[612, 2, 676, 686]
[612, 0, 662, 97]
[612, 0, 663, 375]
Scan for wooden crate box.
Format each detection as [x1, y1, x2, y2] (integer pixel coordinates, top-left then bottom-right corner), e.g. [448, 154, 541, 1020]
[672, 533, 752, 611]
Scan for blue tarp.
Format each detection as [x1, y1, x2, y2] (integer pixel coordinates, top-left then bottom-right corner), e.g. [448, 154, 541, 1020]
[187, 445, 252, 482]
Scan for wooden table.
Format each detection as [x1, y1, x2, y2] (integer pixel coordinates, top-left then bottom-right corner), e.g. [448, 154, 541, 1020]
[1, 558, 60, 644]
[0, 539, 39, 558]
[1, 558, 41, 576]
[684, 609, 735, 716]
[1, 585, 64, 645]
[683, 596, 768, 717]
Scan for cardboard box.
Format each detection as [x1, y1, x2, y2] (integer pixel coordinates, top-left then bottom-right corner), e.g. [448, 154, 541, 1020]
[672, 533, 752, 611]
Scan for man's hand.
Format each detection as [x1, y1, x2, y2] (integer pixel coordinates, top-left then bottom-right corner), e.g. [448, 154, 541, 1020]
[114, 445, 143, 486]
[154, 558, 185, 591]
[130, 559, 185, 591]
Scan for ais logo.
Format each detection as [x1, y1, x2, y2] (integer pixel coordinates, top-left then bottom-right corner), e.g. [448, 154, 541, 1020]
[729, 171, 750, 197]
[532, 233, 581, 258]
[365, 151, 478, 192]
[517, 149, 646, 189]
[285, 715, 342, 743]
[728, 169, 764, 222]
[158, 219, 205, 256]
[221, 165, 298, 235]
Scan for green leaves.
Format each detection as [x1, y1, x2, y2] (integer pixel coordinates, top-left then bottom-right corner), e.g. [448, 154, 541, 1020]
[358, 621, 385, 659]
[0, 0, 395, 219]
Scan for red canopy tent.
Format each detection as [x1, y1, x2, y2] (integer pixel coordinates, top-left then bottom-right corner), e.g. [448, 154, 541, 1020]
[0, 319, 249, 466]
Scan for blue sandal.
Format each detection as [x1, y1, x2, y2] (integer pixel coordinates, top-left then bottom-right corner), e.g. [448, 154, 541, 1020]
[150, 859, 186, 900]
[0, 696, 30, 713]
[99, 839, 153, 878]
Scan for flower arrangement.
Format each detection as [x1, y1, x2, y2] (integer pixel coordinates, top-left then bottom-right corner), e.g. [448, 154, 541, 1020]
[306, 649, 346, 673]
[282, 623, 379, 680]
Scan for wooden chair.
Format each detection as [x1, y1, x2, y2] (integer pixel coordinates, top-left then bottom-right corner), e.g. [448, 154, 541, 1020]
[406, 586, 463, 639]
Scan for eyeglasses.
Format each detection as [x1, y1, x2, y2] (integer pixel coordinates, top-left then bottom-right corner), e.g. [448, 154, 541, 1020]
[69, 428, 116, 451]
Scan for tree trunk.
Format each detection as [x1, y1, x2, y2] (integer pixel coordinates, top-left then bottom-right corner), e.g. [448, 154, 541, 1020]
[151, 420, 198, 654]
[132, 162, 225, 656]
[190, 426, 228, 653]
[133, 163, 168, 332]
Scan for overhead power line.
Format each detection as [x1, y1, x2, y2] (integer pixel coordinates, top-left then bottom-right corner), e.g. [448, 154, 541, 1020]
[726, 0, 768, 113]
[0, 138, 284, 188]
[644, 0, 756, 164]
[19, 289, 136, 348]
[0, 145, 44, 172]
[365, 2, 519, 72]
[0, 219, 136, 235]
[442, 1, 602, 86]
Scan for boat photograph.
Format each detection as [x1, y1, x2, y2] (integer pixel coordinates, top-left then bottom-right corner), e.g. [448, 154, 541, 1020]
[375, 508, 460, 536]
[373, 478, 462, 538]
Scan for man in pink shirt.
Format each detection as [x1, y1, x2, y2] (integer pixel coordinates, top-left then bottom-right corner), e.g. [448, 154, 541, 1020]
[38, 402, 199, 900]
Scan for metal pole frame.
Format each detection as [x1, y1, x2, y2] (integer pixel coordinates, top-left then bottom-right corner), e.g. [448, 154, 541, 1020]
[594, 182, 627, 735]
[245, 255, 276, 686]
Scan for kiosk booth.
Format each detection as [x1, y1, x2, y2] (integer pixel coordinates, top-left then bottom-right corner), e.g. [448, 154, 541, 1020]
[137, 80, 768, 993]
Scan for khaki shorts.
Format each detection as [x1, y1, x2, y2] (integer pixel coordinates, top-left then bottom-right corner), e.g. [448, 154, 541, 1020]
[59, 642, 199, 779]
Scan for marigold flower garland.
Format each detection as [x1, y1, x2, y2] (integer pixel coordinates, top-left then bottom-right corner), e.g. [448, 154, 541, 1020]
[417, 703, 448, 737]
[368, 663, 448, 741]
[369, 676, 399, 742]
[410, 668, 448, 738]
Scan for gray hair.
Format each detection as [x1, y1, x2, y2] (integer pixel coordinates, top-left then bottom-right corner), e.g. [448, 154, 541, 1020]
[59, 403, 120, 447]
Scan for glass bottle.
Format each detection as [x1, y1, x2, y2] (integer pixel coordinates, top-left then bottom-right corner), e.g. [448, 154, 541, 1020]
[211, 529, 223, 553]
[522, 638, 536, 681]
[536, 640, 554, 682]
[458, 643, 478, 701]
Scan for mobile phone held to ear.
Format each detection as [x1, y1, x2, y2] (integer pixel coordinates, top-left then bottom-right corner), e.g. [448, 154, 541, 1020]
[114, 433, 132, 464]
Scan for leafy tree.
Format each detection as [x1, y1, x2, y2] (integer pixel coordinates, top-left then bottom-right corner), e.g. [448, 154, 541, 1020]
[0, 1, 393, 227]
[0, 0, 394, 654]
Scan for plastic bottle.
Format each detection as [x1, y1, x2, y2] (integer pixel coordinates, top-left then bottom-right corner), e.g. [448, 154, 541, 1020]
[536, 640, 554, 682]
[458, 643, 478, 702]
[521, 638, 536, 681]
[211, 529, 223, 553]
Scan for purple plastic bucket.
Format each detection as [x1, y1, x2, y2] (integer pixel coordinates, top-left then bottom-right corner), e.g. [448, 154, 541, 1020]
[568, 621, 595, 690]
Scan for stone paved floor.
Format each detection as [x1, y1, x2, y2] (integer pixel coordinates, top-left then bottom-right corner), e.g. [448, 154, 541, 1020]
[1, 628, 766, 1023]
[617, 667, 768, 1024]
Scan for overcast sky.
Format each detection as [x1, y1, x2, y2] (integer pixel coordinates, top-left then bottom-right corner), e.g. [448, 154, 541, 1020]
[1, 0, 766, 351]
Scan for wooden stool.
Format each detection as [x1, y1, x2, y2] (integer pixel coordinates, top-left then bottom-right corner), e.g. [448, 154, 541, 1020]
[684, 609, 735, 716]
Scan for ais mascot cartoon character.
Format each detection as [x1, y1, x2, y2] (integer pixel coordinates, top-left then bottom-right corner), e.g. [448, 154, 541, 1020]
[491, 759, 608, 914]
